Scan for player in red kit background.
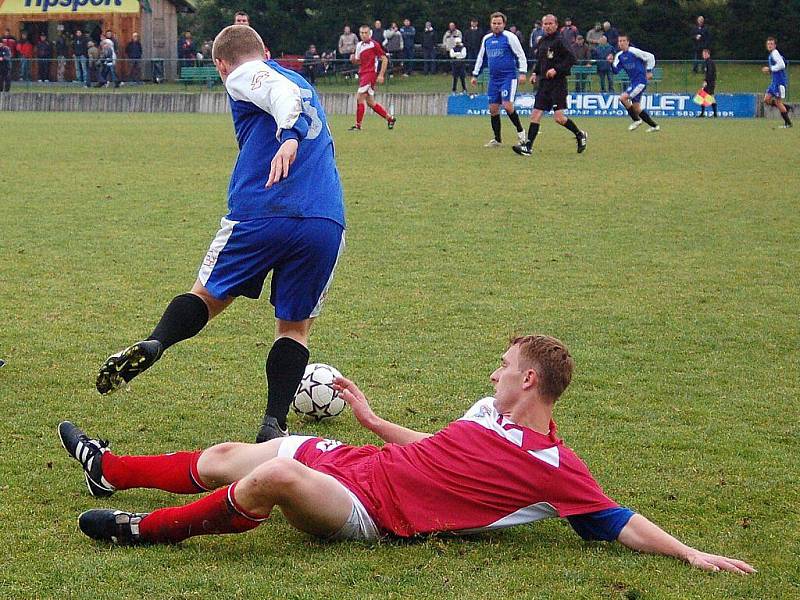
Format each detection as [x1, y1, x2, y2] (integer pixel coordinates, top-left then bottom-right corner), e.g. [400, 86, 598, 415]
[60, 334, 754, 574]
[349, 25, 396, 131]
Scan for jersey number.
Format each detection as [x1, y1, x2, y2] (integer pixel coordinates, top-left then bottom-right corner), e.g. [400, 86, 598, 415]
[300, 88, 322, 140]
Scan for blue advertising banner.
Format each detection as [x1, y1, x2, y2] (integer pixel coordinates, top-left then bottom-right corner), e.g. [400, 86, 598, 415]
[447, 92, 758, 118]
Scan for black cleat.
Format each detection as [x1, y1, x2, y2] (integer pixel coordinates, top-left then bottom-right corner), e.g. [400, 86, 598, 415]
[387, 116, 397, 130]
[577, 131, 588, 154]
[58, 421, 115, 497]
[96, 340, 163, 395]
[79, 509, 148, 545]
[255, 415, 289, 443]
[512, 144, 532, 157]
[348, 125, 361, 131]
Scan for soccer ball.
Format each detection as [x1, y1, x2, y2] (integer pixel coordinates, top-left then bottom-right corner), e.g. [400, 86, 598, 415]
[292, 363, 346, 421]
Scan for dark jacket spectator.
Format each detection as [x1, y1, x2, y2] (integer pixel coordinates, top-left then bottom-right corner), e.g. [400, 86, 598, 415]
[0, 42, 12, 92]
[371, 21, 384, 45]
[691, 16, 710, 72]
[529, 22, 544, 56]
[603, 22, 619, 49]
[560, 20, 579, 52]
[399, 21, 416, 53]
[126, 38, 142, 60]
[421, 22, 437, 75]
[73, 32, 88, 57]
[463, 20, 483, 60]
[1, 30, 16, 57]
[35, 34, 51, 81]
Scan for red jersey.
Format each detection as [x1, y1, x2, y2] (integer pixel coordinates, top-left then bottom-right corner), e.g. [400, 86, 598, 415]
[294, 398, 619, 537]
[354, 39, 385, 77]
[17, 41, 34, 59]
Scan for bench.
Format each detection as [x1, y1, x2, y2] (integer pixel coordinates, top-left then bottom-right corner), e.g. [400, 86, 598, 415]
[569, 64, 597, 91]
[179, 66, 220, 88]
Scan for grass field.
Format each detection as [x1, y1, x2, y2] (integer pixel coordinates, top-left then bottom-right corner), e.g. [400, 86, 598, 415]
[0, 112, 798, 599]
[8, 61, 798, 99]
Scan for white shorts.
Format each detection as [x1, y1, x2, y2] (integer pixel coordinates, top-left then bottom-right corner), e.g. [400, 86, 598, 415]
[278, 435, 381, 542]
[357, 84, 375, 95]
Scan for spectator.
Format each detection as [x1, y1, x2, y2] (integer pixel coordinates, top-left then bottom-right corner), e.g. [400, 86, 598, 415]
[87, 40, 99, 84]
[509, 25, 525, 46]
[1, 29, 16, 79]
[464, 18, 483, 65]
[449, 36, 467, 93]
[55, 33, 67, 82]
[422, 21, 437, 75]
[560, 17, 578, 53]
[97, 38, 119, 88]
[303, 43, 319, 84]
[572, 35, 591, 92]
[443, 22, 462, 53]
[337, 25, 357, 62]
[17, 32, 33, 82]
[35, 33, 51, 82]
[529, 20, 544, 58]
[72, 29, 89, 86]
[179, 31, 196, 71]
[371, 20, 384, 45]
[200, 40, 213, 65]
[586, 22, 604, 50]
[0, 38, 11, 92]
[692, 16, 710, 73]
[234, 11, 249, 26]
[126, 32, 143, 83]
[603, 21, 619, 50]
[593, 35, 615, 93]
[105, 30, 117, 51]
[383, 22, 403, 58]
[399, 19, 416, 74]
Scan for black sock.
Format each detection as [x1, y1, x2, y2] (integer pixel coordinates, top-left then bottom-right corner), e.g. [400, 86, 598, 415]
[562, 118, 581, 137]
[699, 107, 705, 116]
[527, 122, 540, 149]
[147, 293, 209, 351]
[711, 103, 717, 117]
[626, 105, 639, 121]
[265, 337, 310, 429]
[491, 114, 501, 141]
[781, 109, 792, 125]
[639, 110, 657, 127]
[507, 110, 523, 132]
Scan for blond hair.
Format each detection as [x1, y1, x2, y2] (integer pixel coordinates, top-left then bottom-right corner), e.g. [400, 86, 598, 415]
[212, 25, 265, 63]
[511, 335, 574, 400]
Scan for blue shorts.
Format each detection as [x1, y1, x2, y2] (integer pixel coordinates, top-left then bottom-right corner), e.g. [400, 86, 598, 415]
[487, 74, 519, 105]
[198, 217, 345, 321]
[625, 82, 647, 104]
[766, 82, 787, 99]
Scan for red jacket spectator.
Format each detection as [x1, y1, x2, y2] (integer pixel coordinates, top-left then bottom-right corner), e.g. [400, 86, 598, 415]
[1, 30, 17, 56]
[17, 36, 34, 58]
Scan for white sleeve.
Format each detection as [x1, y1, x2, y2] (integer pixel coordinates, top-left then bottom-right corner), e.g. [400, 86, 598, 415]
[354, 41, 364, 60]
[770, 49, 786, 71]
[629, 46, 655, 70]
[612, 51, 622, 69]
[504, 30, 528, 73]
[225, 61, 304, 141]
[472, 34, 490, 76]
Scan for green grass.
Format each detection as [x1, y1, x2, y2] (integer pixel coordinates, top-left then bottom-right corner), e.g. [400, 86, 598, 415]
[0, 113, 798, 599]
[8, 61, 797, 99]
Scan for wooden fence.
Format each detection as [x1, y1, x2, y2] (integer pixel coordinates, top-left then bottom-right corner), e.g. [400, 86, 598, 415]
[0, 92, 452, 116]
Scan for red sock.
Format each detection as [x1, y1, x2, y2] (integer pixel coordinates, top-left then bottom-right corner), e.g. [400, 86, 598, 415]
[102, 450, 208, 494]
[356, 103, 365, 126]
[372, 103, 389, 119]
[138, 483, 266, 544]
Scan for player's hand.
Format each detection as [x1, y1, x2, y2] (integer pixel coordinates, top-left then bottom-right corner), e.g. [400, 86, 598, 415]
[377, 74, 385, 84]
[470, 76, 478, 87]
[606, 54, 614, 63]
[761, 66, 769, 73]
[266, 139, 298, 188]
[685, 550, 756, 575]
[518, 73, 527, 85]
[546, 68, 556, 79]
[529, 72, 537, 85]
[333, 376, 378, 429]
[646, 71, 653, 80]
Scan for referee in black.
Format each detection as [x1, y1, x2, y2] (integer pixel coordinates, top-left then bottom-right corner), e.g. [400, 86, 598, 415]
[698, 48, 717, 118]
[513, 14, 587, 156]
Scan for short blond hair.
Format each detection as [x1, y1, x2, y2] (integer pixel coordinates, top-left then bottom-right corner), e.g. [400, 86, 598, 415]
[212, 25, 265, 63]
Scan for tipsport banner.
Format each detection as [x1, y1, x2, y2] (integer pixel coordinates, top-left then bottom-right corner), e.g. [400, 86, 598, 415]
[448, 92, 758, 118]
[0, 0, 140, 14]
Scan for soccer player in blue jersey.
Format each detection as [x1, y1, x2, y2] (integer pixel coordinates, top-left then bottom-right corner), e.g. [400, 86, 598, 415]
[95, 25, 346, 444]
[608, 34, 660, 132]
[470, 12, 528, 147]
[762, 37, 792, 129]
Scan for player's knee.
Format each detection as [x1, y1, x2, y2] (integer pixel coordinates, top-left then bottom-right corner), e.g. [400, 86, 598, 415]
[247, 457, 305, 497]
[555, 114, 567, 124]
[197, 442, 242, 481]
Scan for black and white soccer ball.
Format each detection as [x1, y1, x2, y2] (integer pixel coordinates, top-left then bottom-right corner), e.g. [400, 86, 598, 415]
[292, 363, 346, 421]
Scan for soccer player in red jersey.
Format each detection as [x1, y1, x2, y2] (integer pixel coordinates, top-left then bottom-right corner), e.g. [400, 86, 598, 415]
[349, 25, 396, 131]
[61, 335, 754, 574]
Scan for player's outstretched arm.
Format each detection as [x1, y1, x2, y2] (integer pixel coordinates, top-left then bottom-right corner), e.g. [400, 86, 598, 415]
[333, 376, 432, 445]
[616, 514, 756, 574]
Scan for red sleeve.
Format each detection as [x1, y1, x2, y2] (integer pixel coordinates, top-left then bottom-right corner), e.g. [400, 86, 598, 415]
[374, 43, 386, 57]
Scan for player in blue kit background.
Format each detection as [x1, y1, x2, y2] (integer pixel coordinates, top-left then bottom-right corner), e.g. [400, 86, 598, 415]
[95, 25, 346, 444]
[762, 37, 792, 129]
[608, 34, 660, 133]
[470, 12, 528, 148]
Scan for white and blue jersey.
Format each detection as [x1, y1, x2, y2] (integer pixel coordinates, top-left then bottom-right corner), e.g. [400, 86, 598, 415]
[612, 46, 655, 103]
[472, 31, 527, 104]
[225, 59, 345, 226]
[767, 48, 788, 99]
[197, 60, 346, 319]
